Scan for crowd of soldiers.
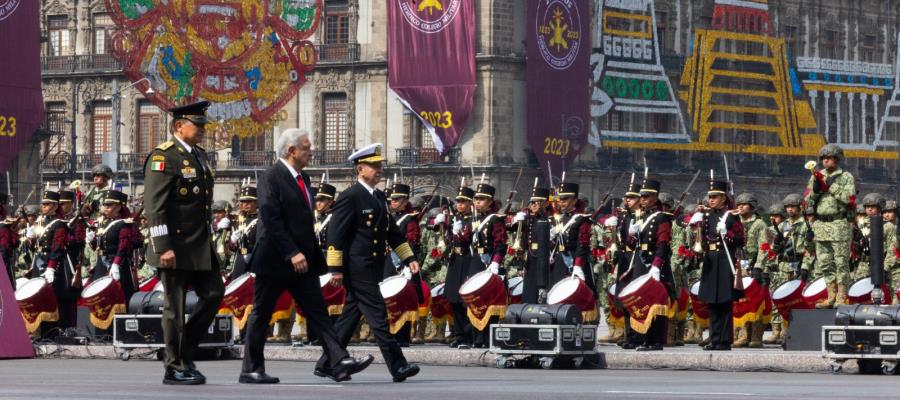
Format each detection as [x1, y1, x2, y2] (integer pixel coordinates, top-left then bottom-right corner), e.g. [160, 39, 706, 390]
[4, 142, 897, 350]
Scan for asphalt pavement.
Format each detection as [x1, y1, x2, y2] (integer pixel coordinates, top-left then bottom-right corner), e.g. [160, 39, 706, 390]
[1, 358, 899, 400]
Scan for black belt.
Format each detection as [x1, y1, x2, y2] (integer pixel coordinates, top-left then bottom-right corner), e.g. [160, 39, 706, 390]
[816, 214, 844, 223]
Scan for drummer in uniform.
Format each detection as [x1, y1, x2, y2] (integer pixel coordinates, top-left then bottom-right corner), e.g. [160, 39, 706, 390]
[692, 180, 745, 351]
[510, 186, 551, 304]
[549, 182, 594, 296]
[59, 189, 87, 296]
[314, 183, 337, 250]
[319, 143, 421, 382]
[29, 191, 76, 333]
[91, 190, 139, 302]
[227, 184, 259, 280]
[143, 100, 224, 385]
[431, 185, 476, 349]
[468, 183, 508, 348]
[383, 183, 425, 346]
[614, 181, 643, 348]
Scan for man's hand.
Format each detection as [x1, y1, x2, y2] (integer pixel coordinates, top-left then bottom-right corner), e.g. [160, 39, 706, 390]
[159, 250, 176, 269]
[329, 272, 343, 287]
[291, 252, 308, 274]
[408, 260, 420, 274]
[110, 264, 121, 281]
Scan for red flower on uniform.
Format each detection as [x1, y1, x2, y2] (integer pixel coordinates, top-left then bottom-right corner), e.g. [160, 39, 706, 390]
[677, 245, 693, 258]
[894, 246, 900, 260]
[507, 247, 517, 256]
[430, 248, 443, 260]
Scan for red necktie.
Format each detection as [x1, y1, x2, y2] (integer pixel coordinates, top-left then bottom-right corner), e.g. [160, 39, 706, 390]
[296, 175, 310, 207]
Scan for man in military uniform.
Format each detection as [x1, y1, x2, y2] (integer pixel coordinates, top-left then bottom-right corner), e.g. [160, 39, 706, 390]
[510, 186, 551, 304]
[211, 200, 233, 276]
[468, 183, 508, 347]
[82, 164, 112, 220]
[614, 181, 643, 348]
[661, 192, 688, 346]
[804, 144, 855, 308]
[883, 200, 898, 226]
[314, 183, 337, 251]
[733, 192, 768, 348]
[851, 194, 897, 286]
[420, 198, 452, 344]
[693, 181, 745, 351]
[0, 210, 17, 283]
[227, 185, 259, 280]
[58, 190, 87, 290]
[320, 143, 421, 383]
[383, 182, 423, 346]
[91, 190, 139, 303]
[29, 191, 76, 333]
[431, 186, 476, 349]
[143, 101, 224, 385]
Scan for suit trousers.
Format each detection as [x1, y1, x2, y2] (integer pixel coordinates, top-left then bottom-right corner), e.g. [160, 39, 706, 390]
[242, 274, 348, 373]
[450, 301, 472, 344]
[708, 301, 733, 346]
[159, 268, 225, 372]
[316, 277, 408, 375]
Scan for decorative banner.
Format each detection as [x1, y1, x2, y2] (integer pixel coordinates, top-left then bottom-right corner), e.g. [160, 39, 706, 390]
[104, 0, 322, 144]
[0, 259, 35, 359]
[0, 0, 43, 174]
[527, 0, 590, 184]
[388, 0, 476, 154]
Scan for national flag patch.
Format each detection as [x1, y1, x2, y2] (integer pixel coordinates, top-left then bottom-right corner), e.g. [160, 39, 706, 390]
[151, 161, 165, 171]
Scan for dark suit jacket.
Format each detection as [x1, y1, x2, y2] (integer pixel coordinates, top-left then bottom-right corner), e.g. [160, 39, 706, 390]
[250, 161, 326, 277]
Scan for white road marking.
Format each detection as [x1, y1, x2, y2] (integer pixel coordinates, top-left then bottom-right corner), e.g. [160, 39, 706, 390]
[604, 390, 755, 396]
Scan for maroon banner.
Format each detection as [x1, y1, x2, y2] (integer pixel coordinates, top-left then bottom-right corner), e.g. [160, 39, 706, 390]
[388, 0, 476, 154]
[527, 0, 590, 184]
[0, 0, 43, 174]
[0, 258, 34, 359]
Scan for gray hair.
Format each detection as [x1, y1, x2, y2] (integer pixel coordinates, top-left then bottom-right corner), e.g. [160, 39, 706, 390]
[276, 128, 314, 158]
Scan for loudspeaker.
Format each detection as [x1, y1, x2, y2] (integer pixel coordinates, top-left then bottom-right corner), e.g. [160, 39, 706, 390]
[784, 309, 835, 351]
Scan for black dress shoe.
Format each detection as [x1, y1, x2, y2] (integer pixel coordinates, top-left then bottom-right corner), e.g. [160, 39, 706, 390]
[636, 344, 663, 351]
[703, 343, 731, 351]
[392, 364, 420, 383]
[163, 370, 205, 385]
[620, 342, 638, 350]
[185, 362, 205, 380]
[239, 372, 280, 384]
[315, 355, 375, 382]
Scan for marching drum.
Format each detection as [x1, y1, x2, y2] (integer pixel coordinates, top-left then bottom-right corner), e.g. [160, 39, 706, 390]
[801, 277, 828, 307]
[15, 277, 28, 290]
[618, 273, 669, 334]
[689, 281, 709, 327]
[846, 277, 891, 305]
[15, 278, 59, 333]
[669, 287, 690, 321]
[771, 279, 809, 321]
[733, 277, 766, 325]
[548, 276, 596, 312]
[221, 273, 255, 327]
[507, 276, 524, 304]
[379, 275, 419, 334]
[81, 276, 127, 329]
[430, 283, 453, 322]
[139, 276, 160, 292]
[320, 273, 347, 317]
[459, 271, 508, 331]
[607, 283, 624, 323]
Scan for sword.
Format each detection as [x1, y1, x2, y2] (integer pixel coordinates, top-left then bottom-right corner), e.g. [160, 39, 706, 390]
[722, 153, 734, 197]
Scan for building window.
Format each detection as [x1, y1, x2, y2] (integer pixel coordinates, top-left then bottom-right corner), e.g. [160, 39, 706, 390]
[93, 13, 114, 55]
[91, 102, 113, 153]
[47, 15, 70, 56]
[655, 12, 668, 52]
[45, 102, 69, 154]
[238, 130, 273, 152]
[404, 108, 434, 149]
[822, 29, 838, 59]
[861, 34, 877, 63]
[136, 101, 164, 153]
[324, 0, 350, 44]
[322, 93, 350, 151]
[784, 25, 798, 58]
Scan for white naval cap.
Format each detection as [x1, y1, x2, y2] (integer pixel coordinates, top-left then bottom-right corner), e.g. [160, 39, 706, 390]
[348, 143, 386, 164]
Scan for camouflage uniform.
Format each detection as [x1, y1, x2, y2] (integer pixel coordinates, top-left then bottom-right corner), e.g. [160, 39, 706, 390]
[735, 193, 769, 348]
[851, 194, 898, 287]
[804, 145, 855, 307]
[211, 201, 233, 275]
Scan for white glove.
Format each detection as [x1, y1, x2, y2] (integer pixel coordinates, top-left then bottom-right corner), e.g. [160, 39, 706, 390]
[433, 213, 446, 225]
[650, 266, 661, 281]
[85, 230, 96, 243]
[230, 230, 241, 243]
[400, 266, 412, 280]
[604, 216, 618, 228]
[514, 211, 526, 223]
[716, 219, 727, 235]
[488, 262, 500, 275]
[25, 226, 36, 239]
[43, 268, 56, 284]
[739, 260, 750, 270]
[110, 264, 121, 281]
[688, 212, 703, 225]
[573, 266, 585, 280]
[628, 223, 641, 236]
[550, 225, 562, 237]
[452, 220, 463, 235]
[216, 217, 231, 231]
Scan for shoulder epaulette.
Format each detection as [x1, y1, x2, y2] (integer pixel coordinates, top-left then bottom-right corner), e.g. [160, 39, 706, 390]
[156, 141, 174, 151]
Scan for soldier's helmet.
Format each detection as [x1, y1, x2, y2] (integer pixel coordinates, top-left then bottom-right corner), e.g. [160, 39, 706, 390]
[212, 200, 230, 212]
[856, 204, 866, 214]
[91, 164, 113, 178]
[24, 205, 39, 215]
[658, 192, 675, 208]
[782, 193, 803, 207]
[885, 200, 898, 212]
[818, 144, 844, 160]
[735, 192, 758, 209]
[768, 202, 785, 217]
[862, 193, 885, 209]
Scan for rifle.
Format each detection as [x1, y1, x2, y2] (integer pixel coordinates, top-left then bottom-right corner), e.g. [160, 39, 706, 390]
[502, 167, 525, 216]
[671, 170, 702, 215]
[591, 172, 628, 221]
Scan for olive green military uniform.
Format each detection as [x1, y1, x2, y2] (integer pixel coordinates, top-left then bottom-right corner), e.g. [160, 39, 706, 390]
[804, 166, 855, 295]
[144, 138, 224, 374]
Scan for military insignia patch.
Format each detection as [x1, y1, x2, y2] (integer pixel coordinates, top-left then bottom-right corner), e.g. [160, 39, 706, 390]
[181, 167, 197, 179]
[150, 160, 165, 171]
[152, 155, 165, 161]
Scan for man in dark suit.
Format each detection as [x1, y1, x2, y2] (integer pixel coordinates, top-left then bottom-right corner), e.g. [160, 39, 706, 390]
[239, 129, 373, 384]
[143, 101, 224, 385]
[317, 143, 422, 383]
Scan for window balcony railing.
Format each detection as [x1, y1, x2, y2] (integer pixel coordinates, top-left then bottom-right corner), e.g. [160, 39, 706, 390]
[227, 151, 275, 169]
[41, 54, 122, 75]
[316, 43, 360, 64]
[394, 147, 461, 166]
